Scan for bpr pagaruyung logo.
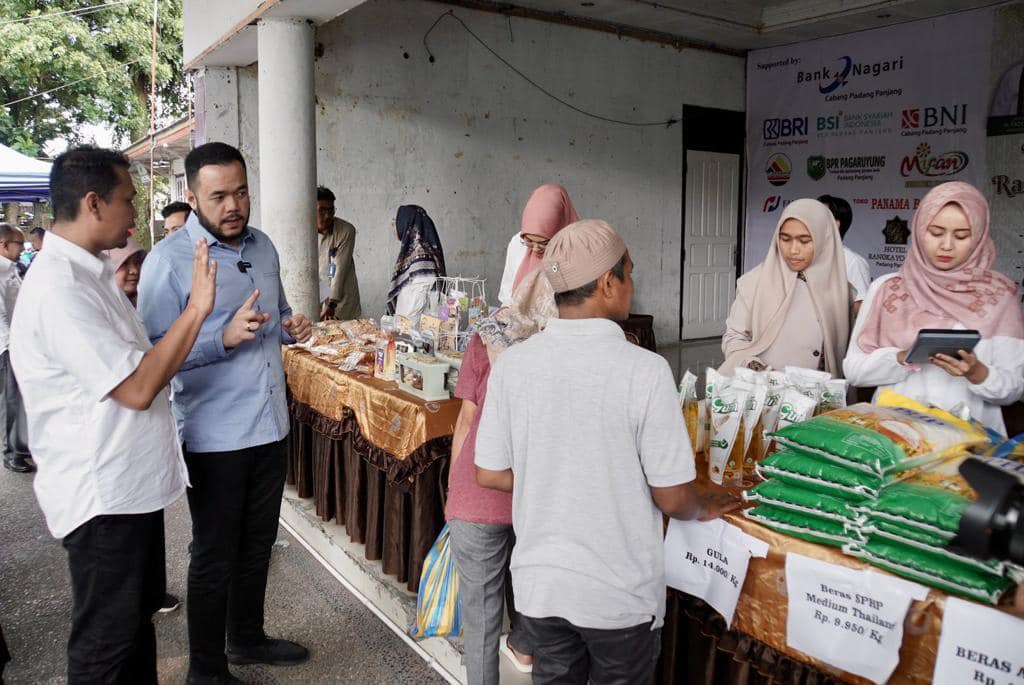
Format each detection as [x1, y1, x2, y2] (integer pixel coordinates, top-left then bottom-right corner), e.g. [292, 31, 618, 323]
[765, 154, 792, 187]
[797, 55, 904, 94]
[899, 143, 969, 177]
[807, 156, 826, 181]
[883, 216, 911, 245]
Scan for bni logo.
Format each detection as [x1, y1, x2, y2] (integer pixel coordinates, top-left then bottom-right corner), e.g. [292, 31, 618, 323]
[763, 196, 782, 212]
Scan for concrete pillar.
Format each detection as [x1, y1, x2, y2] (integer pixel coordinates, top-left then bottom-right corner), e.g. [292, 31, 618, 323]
[257, 17, 318, 320]
[195, 66, 240, 148]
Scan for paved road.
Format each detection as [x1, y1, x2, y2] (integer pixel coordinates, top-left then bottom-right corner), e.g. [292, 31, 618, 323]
[0, 465, 446, 684]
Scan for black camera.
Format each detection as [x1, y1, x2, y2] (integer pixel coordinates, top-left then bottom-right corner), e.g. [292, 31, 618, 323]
[954, 456, 1024, 565]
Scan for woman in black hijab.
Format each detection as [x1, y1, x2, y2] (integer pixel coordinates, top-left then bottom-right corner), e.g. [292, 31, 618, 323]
[386, 205, 447, 319]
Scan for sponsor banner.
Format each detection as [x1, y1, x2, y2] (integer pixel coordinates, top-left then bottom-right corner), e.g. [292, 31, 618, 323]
[745, 9, 992, 277]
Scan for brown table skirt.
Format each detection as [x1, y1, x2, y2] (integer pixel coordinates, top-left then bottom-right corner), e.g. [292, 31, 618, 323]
[286, 398, 450, 593]
[657, 592, 843, 685]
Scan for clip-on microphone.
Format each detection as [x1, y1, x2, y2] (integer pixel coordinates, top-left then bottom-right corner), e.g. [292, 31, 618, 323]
[237, 261, 252, 273]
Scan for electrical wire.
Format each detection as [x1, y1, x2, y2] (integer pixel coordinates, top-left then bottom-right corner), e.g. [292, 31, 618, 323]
[0, 0, 132, 27]
[422, 11, 679, 128]
[2, 59, 144, 108]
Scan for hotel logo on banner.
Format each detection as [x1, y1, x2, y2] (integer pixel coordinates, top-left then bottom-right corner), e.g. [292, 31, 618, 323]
[900, 143, 969, 186]
[900, 104, 968, 137]
[765, 154, 792, 186]
[796, 54, 905, 101]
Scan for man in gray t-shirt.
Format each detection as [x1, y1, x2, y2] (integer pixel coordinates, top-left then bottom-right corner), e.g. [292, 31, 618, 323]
[476, 219, 732, 685]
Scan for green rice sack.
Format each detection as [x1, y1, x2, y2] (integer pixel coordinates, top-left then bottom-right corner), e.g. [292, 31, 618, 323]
[743, 504, 862, 548]
[845, 538, 1012, 605]
[859, 527, 1006, 575]
[869, 482, 970, 537]
[756, 450, 880, 501]
[744, 480, 863, 524]
[770, 403, 988, 477]
[862, 517, 952, 547]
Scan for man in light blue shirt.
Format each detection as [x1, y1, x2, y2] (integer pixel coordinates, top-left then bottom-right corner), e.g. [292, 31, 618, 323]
[138, 142, 312, 685]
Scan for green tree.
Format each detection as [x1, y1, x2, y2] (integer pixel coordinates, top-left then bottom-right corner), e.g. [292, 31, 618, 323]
[0, 0, 185, 156]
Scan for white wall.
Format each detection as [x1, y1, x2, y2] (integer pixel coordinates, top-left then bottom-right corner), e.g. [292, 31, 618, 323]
[309, 0, 745, 341]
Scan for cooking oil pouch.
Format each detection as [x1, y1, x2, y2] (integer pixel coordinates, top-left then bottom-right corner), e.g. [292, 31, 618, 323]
[744, 480, 863, 524]
[770, 403, 988, 477]
[744, 504, 862, 548]
[845, 538, 1011, 605]
[679, 371, 703, 454]
[741, 379, 769, 480]
[708, 376, 751, 486]
[757, 449, 880, 501]
[759, 371, 787, 458]
[818, 379, 848, 413]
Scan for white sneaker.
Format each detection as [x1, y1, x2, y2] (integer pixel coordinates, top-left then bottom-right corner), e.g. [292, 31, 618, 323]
[499, 634, 533, 674]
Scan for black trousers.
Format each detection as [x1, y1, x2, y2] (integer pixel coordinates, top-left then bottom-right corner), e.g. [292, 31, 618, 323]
[184, 439, 287, 676]
[519, 615, 661, 685]
[0, 351, 28, 459]
[62, 511, 165, 685]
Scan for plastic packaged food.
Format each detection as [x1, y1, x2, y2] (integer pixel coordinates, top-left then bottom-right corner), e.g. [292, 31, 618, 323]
[744, 480, 863, 524]
[679, 371, 702, 453]
[707, 370, 751, 486]
[744, 504, 862, 548]
[756, 449, 880, 501]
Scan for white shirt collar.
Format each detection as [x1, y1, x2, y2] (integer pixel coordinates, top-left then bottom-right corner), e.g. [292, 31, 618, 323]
[44, 231, 112, 279]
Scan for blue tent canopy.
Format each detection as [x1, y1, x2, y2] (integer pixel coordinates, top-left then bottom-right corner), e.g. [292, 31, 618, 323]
[0, 143, 51, 203]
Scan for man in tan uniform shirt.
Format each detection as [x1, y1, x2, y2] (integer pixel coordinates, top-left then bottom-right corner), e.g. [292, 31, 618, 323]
[317, 186, 362, 321]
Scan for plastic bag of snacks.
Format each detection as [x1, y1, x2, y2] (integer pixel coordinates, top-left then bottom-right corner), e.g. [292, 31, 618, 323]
[845, 538, 1012, 604]
[744, 504, 863, 548]
[756, 449, 880, 501]
[770, 402, 989, 478]
[744, 480, 863, 525]
[706, 369, 751, 486]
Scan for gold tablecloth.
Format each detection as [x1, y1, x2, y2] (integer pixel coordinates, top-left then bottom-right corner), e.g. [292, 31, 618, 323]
[723, 513, 945, 685]
[282, 347, 461, 459]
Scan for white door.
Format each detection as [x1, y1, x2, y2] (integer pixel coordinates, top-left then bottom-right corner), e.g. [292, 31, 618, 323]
[682, 150, 740, 340]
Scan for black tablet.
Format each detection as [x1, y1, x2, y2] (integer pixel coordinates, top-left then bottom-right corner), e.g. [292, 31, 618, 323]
[905, 329, 981, 364]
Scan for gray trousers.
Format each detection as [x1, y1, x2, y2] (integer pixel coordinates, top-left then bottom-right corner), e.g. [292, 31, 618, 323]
[448, 519, 531, 685]
[0, 351, 28, 459]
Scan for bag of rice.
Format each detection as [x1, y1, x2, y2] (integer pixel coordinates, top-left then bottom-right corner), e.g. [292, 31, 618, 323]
[756, 449, 880, 501]
[869, 482, 969, 539]
[845, 538, 1012, 604]
[744, 480, 863, 524]
[706, 369, 751, 486]
[744, 504, 862, 548]
[770, 403, 989, 478]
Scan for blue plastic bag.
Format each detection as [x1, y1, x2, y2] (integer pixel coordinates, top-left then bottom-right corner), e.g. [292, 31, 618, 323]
[409, 523, 463, 639]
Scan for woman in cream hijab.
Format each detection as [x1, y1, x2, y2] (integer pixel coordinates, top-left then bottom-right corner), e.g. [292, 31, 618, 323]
[721, 199, 851, 375]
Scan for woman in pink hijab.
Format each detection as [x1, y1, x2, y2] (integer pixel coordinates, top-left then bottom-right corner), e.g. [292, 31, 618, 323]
[103, 238, 146, 308]
[844, 181, 1024, 434]
[509, 184, 578, 294]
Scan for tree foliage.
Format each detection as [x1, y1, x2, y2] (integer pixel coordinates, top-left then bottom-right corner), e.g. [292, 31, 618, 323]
[0, 0, 185, 156]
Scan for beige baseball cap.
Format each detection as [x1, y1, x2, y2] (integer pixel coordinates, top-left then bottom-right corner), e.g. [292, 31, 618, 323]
[541, 219, 627, 293]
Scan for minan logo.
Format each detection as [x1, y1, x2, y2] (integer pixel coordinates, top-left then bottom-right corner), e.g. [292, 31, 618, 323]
[899, 143, 969, 178]
[797, 55, 905, 94]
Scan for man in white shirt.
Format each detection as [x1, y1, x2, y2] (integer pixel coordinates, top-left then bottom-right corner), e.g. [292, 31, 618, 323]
[0, 223, 30, 473]
[819, 194, 871, 316]
[11, 147, 217, 684]
[475, 219, 734, 684]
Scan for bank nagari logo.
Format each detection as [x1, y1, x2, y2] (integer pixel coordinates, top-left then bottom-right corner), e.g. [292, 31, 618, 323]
[762, 195, 782, 212]
[806, 155, 826, 181]
[763, 116, 808, 140]
[765, 154, 792, 187]
[883, 216, 911, 245]
[899, 143, 969, 177]
[796, 55, 904, 94]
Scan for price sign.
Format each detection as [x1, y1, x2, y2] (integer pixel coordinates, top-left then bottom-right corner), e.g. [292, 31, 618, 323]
[664, 518, 769, 624]
[934, 597, 1024, 685]
[785, 553, 929, 684]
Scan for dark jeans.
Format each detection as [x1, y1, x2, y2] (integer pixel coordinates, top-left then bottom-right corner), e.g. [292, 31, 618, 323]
[185, 439, 287, 676]
[519, 615, 661, 685]
[0, 351, 28, 458]
[62, 511, 165, 685]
